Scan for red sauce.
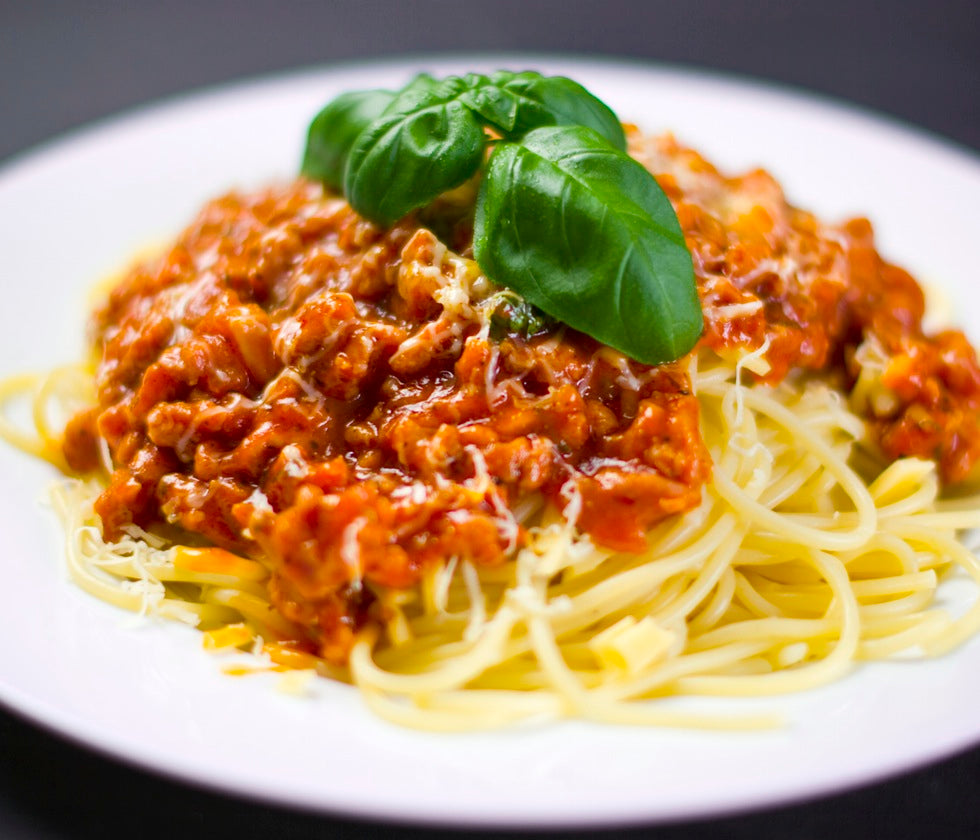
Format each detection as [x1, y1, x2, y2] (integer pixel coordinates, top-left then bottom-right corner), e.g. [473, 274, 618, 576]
[62, 133, 980, 661]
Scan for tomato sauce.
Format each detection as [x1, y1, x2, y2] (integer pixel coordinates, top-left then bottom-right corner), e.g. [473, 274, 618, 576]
[62, 134, 980, 660]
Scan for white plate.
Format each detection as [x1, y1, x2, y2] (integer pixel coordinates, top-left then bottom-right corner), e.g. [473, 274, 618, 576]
[1, 57, 979, 828]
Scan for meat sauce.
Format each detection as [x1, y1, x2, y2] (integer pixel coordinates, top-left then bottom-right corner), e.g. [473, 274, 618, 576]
[62, 131, 980, 661]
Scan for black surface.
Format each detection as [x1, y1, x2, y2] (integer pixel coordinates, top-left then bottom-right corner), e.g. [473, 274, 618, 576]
[1, 1, 979, 838]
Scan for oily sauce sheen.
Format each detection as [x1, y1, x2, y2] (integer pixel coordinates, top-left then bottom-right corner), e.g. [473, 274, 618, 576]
[62, 130, 980, 662]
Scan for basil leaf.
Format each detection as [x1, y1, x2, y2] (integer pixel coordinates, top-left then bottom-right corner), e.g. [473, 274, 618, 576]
[461, 71, 626, 150]
[344, 76, 487, 225]
[473, 125, 701, 365]
[300, 89, 395, 189]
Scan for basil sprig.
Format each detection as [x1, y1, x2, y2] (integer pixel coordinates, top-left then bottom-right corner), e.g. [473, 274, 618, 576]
[301, 70, 702, 365]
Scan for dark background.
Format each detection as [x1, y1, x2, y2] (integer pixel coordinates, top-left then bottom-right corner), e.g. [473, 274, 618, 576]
[1, 1, 978, 837]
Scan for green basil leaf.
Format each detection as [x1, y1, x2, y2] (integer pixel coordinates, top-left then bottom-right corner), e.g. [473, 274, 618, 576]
[300, 89, 395, 189]
[461, 71, 626, 150]
[344, 76, 487, 225]
[473, 125, 701, 365]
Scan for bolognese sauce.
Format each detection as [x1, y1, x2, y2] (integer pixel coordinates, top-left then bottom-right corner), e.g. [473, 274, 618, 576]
[62, 131, 980, 662]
